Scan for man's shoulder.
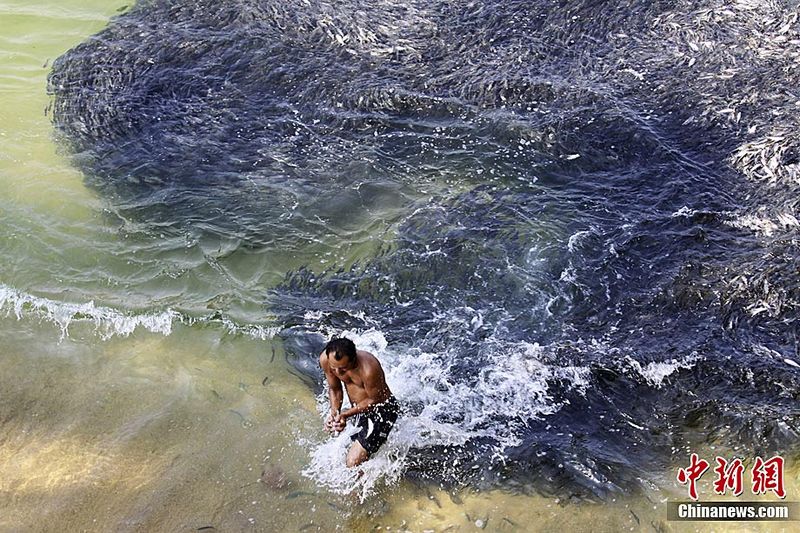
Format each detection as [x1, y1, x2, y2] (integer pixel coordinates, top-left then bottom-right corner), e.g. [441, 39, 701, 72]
[356, 350, 384, 374]
[356, 349, 378, 363]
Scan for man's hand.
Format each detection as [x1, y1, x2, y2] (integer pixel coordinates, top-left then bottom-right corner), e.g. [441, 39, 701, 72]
[324, 410, 336, 433]
[324, 410, 346, 434]
[332, 413, 346, 433]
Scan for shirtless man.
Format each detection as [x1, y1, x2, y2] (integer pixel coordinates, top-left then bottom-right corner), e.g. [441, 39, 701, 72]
[319, 337, 399, 467]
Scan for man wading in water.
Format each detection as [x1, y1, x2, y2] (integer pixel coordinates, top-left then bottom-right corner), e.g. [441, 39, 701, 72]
[319, 337, 399, 467]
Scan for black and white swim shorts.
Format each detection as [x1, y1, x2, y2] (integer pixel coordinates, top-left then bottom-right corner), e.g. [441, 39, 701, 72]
[350, 395, 400, 455]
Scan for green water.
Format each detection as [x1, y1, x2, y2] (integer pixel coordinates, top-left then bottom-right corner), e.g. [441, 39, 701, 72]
[1, 1, 798, 531]
[0, 0, 397, 322]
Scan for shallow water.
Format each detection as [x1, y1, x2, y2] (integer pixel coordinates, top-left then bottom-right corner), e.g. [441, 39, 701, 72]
[2, 0, 800, 531]
[1, 319, 798, 531]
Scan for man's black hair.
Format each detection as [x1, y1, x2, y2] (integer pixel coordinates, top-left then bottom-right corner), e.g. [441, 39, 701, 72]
[325, 337, 357, 361]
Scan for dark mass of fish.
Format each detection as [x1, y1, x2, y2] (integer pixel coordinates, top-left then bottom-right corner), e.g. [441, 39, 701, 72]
[49, 0, 800, 498]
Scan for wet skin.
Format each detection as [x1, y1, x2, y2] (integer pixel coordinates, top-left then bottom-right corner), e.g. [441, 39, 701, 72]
[319, 349, 392, 467]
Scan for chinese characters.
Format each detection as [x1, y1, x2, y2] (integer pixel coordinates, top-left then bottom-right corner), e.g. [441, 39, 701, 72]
[677, 455, 785, 500]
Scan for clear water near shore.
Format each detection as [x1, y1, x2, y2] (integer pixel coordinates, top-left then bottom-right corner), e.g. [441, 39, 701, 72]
[2, 317, 797, 532]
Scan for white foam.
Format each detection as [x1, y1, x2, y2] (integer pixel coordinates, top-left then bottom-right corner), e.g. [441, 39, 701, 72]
[303, 310, 326, 321]
[567, 229, 594, 253]
[220, 316, 281, 340]
[626, 352, 700, 388]
[0, 283, 279, 341]
[300, 418, 411, 502]
[553, 364, 592, 393]
[302, 329, 581, 499]
[671, 206, 696, 218]
[0, 283, 179, 340]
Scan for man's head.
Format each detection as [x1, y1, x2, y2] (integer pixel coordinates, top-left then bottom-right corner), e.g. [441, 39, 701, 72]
[325, 337, 357, 377]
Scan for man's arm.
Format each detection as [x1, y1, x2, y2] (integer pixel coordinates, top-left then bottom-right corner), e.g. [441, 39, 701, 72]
[339, 361, 388, 420]
[319, 351, 343, 416]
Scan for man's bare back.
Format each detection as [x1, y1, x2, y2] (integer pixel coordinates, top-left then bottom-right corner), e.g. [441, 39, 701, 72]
[319, 337, 398, 467]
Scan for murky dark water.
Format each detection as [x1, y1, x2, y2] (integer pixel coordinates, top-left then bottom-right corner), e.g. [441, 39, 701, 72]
[44, 0, 800, 499]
